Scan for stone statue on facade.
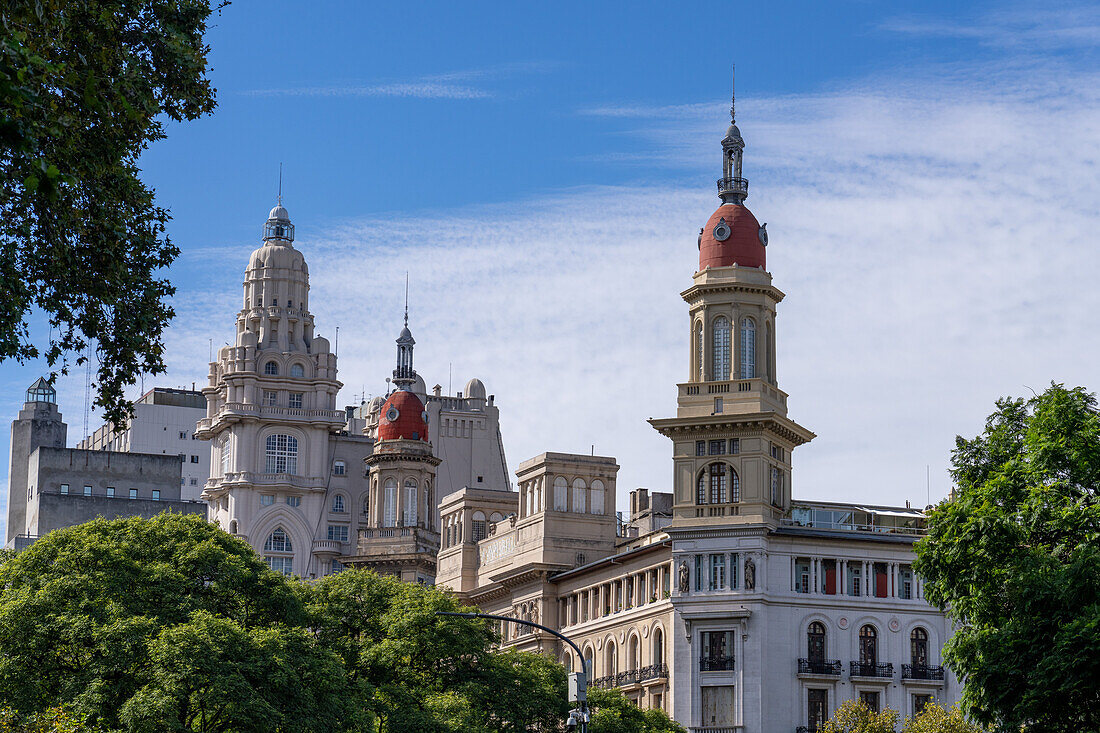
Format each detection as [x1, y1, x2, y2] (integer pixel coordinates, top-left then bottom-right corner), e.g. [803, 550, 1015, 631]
[678, 561, 690, 593]
[744, 556, 756, 590]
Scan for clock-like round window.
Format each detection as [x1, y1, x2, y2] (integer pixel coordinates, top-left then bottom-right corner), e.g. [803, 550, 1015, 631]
[713, 219, 731, 241]
[421, 410, 429, 423]
[385, 406, 399, 422]
[758, 223, 769, 246]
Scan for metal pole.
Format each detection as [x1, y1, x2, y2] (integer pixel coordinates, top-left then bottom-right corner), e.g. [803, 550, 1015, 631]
[436, 611, 589, 732]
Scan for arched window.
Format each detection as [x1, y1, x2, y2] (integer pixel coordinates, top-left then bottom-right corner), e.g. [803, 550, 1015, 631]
[403, 479, 418, 526]
[807, 621, 826, 663]
[264, 434, 298, 474]
[263, 528, 294, 575]
[563, 653, 573, 673]
[696, 471, 707, 505]
[859, 625, 878, 666]
[695, 321, 704, 381]
[572, 478, 586, 513]
[361, 494, 370, 521]
[554, 477, 568, 511]
[383, 478, 397, 527]
[628, 634, 640, 671]
[712, 316, 731, 381]
[709, 463, 728, 504]
[229, 519, 238, 535]
[264, 361, 279, 376]
[472, 511, 487, 542]
[590, 479, 605, 515]
[489, 512, 504, 523]
[583, 646, 595, 677]
[765, 322, 774, 382]
[910, 627, 929, 667]
[605, 640, 617, 676]
[289, 363, 305, 378]
[653, 627, 664, 667]
[740, 317, 756, 378]
[331, 494, 346, 513]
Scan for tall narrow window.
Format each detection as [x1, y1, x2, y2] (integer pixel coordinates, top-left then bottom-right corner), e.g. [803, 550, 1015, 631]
[572, 478, 586, 513]
[709, 463, 728, 504]
[910, 627, 929, 667]
[695, 321, 704, 381]
[765, 322, 774, 382]
[590, 479, 605, 515]
[403, 479, 418, 526]
[709, 554, 726, 590]
[221, 437, 232, 475]
[264, 434, 298, 474]
[740, 317, 756, 378]
[653, 627, 664, 667]
[331, 494, 346, 513]
[383, 479, 397, 527]
[712, 316, 731, 381]
[554, 477, 568, 511]
[859, 625, 878, 666]
[807, 622, 826, 664]
[472, 511, 487, 542]
[696, 472, 707, 505]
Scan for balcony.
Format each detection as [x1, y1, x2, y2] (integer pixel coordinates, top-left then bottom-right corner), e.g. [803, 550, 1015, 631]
[716, 176, 749, 197]
[850, 661, 894, 679]
[798, 658, 842, 676]
[700, 655, 736, 672]
[902, 664, 945, 682]
[639, 663, 669, 680]
[312, 539, 343, 555]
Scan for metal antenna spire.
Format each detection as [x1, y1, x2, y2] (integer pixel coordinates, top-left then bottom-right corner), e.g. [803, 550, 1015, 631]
[277, 163, 283, 205]
[404, 271, 409, 327]
[730, 64, 736, 123]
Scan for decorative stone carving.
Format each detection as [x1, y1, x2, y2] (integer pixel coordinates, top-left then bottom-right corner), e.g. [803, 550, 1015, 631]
[678, 561, 690, 593]
[744, 556, 756, 590]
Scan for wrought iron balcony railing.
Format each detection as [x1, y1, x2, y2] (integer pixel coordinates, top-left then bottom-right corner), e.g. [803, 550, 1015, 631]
[902, 663, 945, 680]
[717, 177, 749, 197]
[639, 663, 669, 680]
[798, 658, 842, 675]
[700, 655, 736, 671]
[850, 661, 894, 678]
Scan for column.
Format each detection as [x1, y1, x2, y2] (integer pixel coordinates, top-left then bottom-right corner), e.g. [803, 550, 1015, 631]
[839, 558, 846, 596]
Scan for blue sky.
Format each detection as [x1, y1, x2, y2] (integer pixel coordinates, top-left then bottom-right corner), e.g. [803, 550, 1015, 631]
[3, 1, 1100, 532]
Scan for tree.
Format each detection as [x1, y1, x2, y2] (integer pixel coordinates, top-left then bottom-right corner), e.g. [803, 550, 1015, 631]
[0, 706, 101, 732]
[819, 699, 898, 733]
[0, 0, 222, 428]
[586, 687, 686, 733]
[308, 567, 569, 732]
[0, 513, 355, 730]
[914, 384, 1100, 732]
[902, 703, 987, 733]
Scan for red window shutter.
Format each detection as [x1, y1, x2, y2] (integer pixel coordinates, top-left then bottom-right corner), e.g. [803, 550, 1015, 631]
[825, 565, 836, 595]
[875, 569, 888, 598]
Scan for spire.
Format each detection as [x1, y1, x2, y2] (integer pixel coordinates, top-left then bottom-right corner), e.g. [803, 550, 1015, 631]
[718, 66, 748, 205]
[730, 65, 736, 124]
[393, 279, 417, 389]
[263, 167, 294, 243]
[277, 162, 283, 206]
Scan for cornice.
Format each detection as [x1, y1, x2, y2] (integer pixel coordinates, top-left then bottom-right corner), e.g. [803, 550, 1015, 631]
[648, 412, 815, 446]
[680, 279, 786, 306]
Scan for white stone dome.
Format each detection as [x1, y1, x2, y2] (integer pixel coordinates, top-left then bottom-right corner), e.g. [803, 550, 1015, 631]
[464, 377, 487, 400]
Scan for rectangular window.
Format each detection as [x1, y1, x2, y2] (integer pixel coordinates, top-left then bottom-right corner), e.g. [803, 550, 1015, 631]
[151, 490, 161, 501]
[265, 556, 293, 575]
[190, 478, 198, 486]
[60, 483, 69, 495]
[770, 444, 784, 461]
[795, 559, 811, 593]
[190, 455, 199, 464]
[714, 397, 723, 413]
[286, 496, 301, 507]
[848, 562, 862, 597]
[333, 461, 346, 476]
[701, 685, 735, 726]
[178, 453, 186, 463]
[696, 440, 706, 456]
[472, 520, 487, 542]
[83, 485, 92, 497]
[327, 525, 349, 543]
[106, 486, 115, 498]
[260, 494, 275, 506]
[708, 439, 725, 456]
[178, 431, 187, 439]
[700, 630, 735, 671]
[859, 691, 880, 713]
[728, 438, 740, 454]
[288, 392, 303, 409]
[900, 566, 914, 599]
[694, 554, 704, 592]
[129, 488, 138, 499]
[709, 554, 726, 590]
[331, 559, 345, 574]
[808, 689, 828, 730]
[262, 390, 277, 406]
[913, 694, 933, 715]
[729, 553, 739, 589]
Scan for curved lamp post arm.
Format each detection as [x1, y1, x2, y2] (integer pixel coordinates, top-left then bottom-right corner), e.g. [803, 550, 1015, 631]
[436, 611, 585, 661]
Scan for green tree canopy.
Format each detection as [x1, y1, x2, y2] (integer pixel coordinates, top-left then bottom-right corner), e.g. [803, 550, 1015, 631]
[914, 384, 1100, 732]
[819, 699, 898, 733]
[0, 0, 221, 427]
[586, 687, 686, 733]
[0, 513, 355, 731]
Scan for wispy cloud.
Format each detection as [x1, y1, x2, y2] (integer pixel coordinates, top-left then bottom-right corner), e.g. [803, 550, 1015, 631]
[881, 5, 1100, 49]
[244, 60, 557, 100]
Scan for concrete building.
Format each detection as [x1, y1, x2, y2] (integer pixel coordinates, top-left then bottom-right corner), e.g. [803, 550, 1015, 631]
[5, 380, 206, 550]
[433, 81, 960, 732]
[196, 201, 511, 581]
[78, 387, 210, 500]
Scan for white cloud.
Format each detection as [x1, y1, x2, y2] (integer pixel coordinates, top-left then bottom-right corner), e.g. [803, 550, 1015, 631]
[881, 5, 1100, 50]
[5, 51, 1099, 533]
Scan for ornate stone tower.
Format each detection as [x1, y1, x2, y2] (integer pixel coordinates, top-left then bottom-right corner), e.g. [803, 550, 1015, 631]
[196, 201, 344, 576]
[649, 77, 814, 529]
[5, 379, 67, 546]
[345, 322, 442, 584]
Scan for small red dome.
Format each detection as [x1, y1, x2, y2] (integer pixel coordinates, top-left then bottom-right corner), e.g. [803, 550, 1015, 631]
[377, 390, 428, 442]
[698, 204, 765, 270]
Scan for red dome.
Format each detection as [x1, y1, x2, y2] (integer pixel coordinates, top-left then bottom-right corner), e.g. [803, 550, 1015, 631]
[698, 204, 765, 270]
[377, 390, 428, 442]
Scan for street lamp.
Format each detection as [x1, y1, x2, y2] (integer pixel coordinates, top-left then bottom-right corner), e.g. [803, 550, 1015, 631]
[436, 611, 589, 732]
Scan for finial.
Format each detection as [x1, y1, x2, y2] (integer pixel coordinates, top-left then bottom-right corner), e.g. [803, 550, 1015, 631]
[277, 163, 283, 206]
[730, 65, 736, 123]
[403, 271, 409, 327]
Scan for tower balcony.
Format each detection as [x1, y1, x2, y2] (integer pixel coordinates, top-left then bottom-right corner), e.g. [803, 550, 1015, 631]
[197, 402, 345, 435]
[677, 378, 787, 416]
[354, 525, 440, 560]
[716, 177, 748, 198]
